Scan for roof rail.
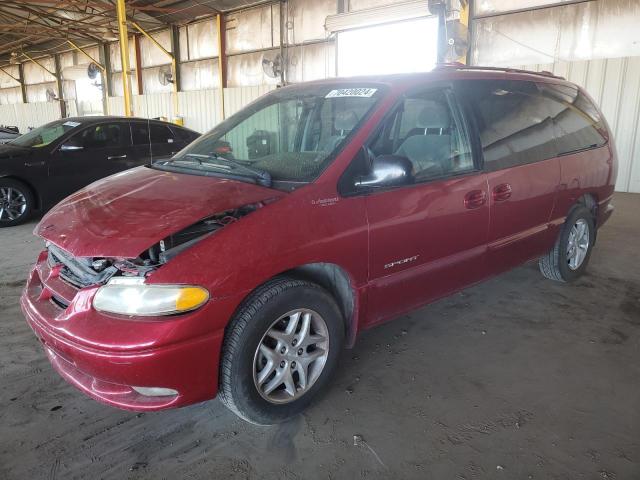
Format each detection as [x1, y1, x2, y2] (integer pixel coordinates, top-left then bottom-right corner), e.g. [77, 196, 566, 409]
[434, 63, 566, 80]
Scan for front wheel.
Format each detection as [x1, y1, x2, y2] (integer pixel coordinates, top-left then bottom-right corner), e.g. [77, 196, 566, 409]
[219, 277, 344, 425]
[539, 205, 595, 282]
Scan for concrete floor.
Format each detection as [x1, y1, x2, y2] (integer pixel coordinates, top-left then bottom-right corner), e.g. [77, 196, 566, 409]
[1, 194, 638, 480]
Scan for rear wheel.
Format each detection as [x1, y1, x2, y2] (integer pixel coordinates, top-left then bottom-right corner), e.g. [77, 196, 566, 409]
[539, 205, 595, 282]
[0, 179, 34, 227]
[219, 277, 344, 425]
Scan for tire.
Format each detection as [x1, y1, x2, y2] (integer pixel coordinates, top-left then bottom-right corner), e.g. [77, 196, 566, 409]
[539, 205, 595, 282]
[0, 178, 34, 227]
[219, 276, 344, 425]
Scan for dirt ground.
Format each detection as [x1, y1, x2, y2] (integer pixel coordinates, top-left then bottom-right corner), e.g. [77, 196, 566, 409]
[0, 193, 638, 480]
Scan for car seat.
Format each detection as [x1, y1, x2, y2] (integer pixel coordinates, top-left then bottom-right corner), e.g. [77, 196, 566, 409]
[394, 101, 452, 178]
[321, 110, 360, 152]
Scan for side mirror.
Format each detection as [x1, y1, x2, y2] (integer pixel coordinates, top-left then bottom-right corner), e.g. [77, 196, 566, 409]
[355, 154, 413, 189]
[60, 140, 83, 152]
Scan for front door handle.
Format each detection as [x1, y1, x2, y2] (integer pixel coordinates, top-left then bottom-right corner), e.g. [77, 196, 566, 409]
[107, 154, 127, 160]
[492, 183, 512, 201]
[464, 189, 487, 209]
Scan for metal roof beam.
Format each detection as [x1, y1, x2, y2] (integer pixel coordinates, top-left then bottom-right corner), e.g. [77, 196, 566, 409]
[0, 5, 104, 42]
[4, 4, 109, 42]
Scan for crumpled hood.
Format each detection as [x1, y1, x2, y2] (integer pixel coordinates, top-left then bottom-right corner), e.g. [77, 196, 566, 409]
[37, 166, 284, 258]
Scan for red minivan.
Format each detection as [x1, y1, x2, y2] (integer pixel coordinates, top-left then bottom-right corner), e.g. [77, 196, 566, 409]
[22, 66, 617, 424]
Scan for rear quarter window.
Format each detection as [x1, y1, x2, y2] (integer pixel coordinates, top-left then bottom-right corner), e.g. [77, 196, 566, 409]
[150, 124, 175, 144]
[459, 79, 557, 171]
[538, 83, 607, 155]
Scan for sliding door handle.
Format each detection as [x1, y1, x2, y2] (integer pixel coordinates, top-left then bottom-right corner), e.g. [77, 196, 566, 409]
[492, 183, 512, 201]
[464, 190, 487, 209]
[107, 154, 127, 160]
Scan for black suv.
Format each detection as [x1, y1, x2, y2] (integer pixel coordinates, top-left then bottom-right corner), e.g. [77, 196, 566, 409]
[0, 116, 199, 227]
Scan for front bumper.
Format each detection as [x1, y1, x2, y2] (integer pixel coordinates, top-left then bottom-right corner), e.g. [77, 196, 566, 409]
[21, 251, 228, 411]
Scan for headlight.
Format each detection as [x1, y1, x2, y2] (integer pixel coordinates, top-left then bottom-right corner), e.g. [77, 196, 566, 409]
[93, 277, 209, 316]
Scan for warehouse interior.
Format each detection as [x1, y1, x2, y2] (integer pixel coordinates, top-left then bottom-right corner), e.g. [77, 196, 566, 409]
[1, 0, 639, 478]
[1, 1, 639, 191]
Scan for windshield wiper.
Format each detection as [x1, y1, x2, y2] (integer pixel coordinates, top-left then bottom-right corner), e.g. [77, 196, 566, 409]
[168, 153, 272, 187]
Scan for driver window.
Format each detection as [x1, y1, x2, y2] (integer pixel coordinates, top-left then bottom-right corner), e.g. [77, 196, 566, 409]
[78, 123, 123, 150]
[371, 89, 474, 182]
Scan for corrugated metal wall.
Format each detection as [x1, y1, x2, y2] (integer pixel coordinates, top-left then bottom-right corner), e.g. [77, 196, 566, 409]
[177, 90, 222, 134]
[105, 85, 275, 134]
[472, 0, 640, 66]
[0, 102, 62, 134]
[513, 58, 640, 193]
[223, 85, 276, 116]
[133, 93, 174, 119]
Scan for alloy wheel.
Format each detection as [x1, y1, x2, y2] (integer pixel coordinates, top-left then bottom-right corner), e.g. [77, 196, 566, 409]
[253, 309, 329, 404]
[566, 218, 590, 270]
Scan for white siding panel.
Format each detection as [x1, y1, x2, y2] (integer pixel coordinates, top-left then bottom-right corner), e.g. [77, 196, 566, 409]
[178, 89, 222, 133]
[107, 96, 126, 116]
[67, 100, 79, 117]
[0, 104, 20, 130]
[514, 56, 640, 193]
[133, 92, 174, 119]
[0, 102, 61, 133]
[621, 58, 640, 194]
[472, 0, 640, 65]
[223, 85, 275, 117]
[566, 60, 589, 88]
[98, 86, 273, 136]
[0, 87, 23, 105]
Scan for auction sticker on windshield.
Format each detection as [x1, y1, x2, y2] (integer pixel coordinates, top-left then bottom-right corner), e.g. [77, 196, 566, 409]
[325, 88, 377, 98]
[63, 121, 81, 127]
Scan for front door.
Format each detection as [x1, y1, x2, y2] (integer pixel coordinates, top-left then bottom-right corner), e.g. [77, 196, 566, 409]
[363, 86, 490, 326]
[49, 121, 129, 202]
[459, 79, 561, 272]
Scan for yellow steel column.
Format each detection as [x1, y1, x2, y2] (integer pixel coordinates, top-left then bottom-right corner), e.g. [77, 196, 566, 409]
[458, 1, 469, 64]
[116, 0, 132, 116]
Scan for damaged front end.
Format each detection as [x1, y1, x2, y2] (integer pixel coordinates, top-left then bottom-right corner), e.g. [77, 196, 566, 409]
[144, 203, 261, 265]
[46, 203, 264, 294]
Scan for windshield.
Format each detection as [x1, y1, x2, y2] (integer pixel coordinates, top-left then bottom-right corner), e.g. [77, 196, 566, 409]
[9, 119, 81, 148]
[161, 84, 385, 184]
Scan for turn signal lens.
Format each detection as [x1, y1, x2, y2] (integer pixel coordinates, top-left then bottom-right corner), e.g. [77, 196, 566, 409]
[176, 287, 209, 311]
[93, 277, 209, 317]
